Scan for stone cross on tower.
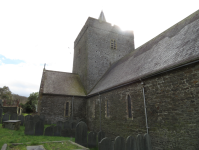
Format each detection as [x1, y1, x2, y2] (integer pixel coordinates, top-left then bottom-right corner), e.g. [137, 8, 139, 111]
[98, 11, 106, 22]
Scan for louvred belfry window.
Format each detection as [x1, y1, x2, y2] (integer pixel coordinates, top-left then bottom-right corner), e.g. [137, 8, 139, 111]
[128, 95, 132, 118]
[111, 39, 117, 50]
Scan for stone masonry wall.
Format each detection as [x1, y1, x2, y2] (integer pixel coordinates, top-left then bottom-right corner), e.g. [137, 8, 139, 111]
[86, 61, 199, 150]
[40, 95, 86, 124]
[3, 107, 18, 114]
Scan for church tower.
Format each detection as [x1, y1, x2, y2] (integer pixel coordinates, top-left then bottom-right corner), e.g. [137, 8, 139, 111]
[73, 11, 135, 94]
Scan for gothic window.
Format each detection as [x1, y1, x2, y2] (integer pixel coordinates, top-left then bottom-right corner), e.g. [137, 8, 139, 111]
[127, 95, 132, 118]
[110, 39, 117, 50]
[105, 100, 110, 118]
[91, 100, 95, 118]
[64, 101, 70, 117]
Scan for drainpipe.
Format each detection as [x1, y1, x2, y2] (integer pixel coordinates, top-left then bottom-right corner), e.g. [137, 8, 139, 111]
[141, 80, 149, 134]
[99, 94, 101, 131]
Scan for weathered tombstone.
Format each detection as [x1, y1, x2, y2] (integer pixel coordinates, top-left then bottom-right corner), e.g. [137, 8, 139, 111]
[24, 120, 35, 135]
[35, 121, 44, 136]
[136, 134, 144, 150]
[98, 131, 105, 143]
[24, 115, 33, 126]
[53, 126, 61, 136]
[75, 121, 87, 147]
[144, 133, 152, 150]
[111, 141, 114, 150]
[99, 137, 113, 150]
[2, 113, 10, 123]
[39, 115, 45, 123]
[10, 113, 18, 120]
[44, 126, 54, 136]
[88, 131, 97, 148]
[126, 135, 137, 150]
[114, 136, 125, 150]
[18, 115, 24, 126]
[63, 121, 71, 129]
[33, 115, 40, 126]
[56, 121, 64, 129]
[71, 121, 77, 129]
[0, 108, 3, 118]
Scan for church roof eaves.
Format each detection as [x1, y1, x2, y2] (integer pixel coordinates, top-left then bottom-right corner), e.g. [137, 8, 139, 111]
[89, 9, 199, 96]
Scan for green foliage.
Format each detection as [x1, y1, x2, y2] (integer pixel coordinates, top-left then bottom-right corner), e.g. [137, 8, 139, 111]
[23, 92, 39, 113]
[0, 86, 12, 101]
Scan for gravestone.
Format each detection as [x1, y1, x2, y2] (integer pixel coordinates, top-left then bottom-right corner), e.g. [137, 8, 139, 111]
[126, 135, 137, 150]
[98, 131, 105, 143]
[24, 115, 33, 126]
[24, 120, 35, 135]
[39, 115, 45, 124]
[88, 131, 97, 148]
[33, 115, 40, 126]
[35, 121, 44, 136]
[0, 108, 3, 118]
[114, 136, 125, 150]
[136, 134, 144, 150]
[144, 133, 152, 150]
[18, 115, 24, 126]
[2, 113, 10, 123]
[56, 121, 64, 129]
[99, 137, 113, 150]
[63, 121, 71, 129]
[71, 121, 77, 129]
[44, 126, 54, 136]
[10, 113, 18, 120]
[75, 121, 87, 147]
[111, 141, 114, 150]
[53, 126, 61, 136]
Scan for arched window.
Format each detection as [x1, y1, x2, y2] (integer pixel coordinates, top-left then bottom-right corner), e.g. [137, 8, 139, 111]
[105, 100, 110, 118]
[128, 95, 132, 118]
[64, 101, 70, 117]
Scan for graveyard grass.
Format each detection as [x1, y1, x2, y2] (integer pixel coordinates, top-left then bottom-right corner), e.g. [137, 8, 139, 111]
[0, 123, 76, 149]
[0, 123, 99, 150]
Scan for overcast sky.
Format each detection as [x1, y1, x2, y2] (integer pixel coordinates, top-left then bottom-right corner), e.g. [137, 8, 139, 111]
[0, 0, 198, 97]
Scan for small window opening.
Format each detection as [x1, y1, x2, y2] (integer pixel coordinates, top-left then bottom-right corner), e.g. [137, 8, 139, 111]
[128, 95, 132, 118]
[66, 102, 69, 116]
[105, 100, 110, 118]
[110, 39, 117, 50]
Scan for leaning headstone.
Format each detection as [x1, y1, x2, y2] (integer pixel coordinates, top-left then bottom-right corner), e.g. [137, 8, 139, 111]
[144, 133, 152, 150]
[114, 136, 125, 150]
[18, 115, 24, 126]
[63, 121, 71, 129]
[126, 135, 137, 150]
[88, 131, 97, 148]
[56, 121, 64, 129]
[99, 137, 113, 150]
[24, 120, 35, 135]
[98, 131, 105, 143]
[75, 121, 87, 147]
[53, 126, 61, 136]
[35, 121, 44, 136]
[136, 134, 144, 150]
[10, 113, 18, 120]
[2, 113, 10, 123]
[44, 126, 54, 136]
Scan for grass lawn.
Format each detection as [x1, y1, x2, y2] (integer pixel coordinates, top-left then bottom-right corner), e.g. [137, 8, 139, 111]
[0, 123, 98, 150]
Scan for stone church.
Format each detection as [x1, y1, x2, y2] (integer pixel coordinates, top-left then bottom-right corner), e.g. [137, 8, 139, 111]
[38, 10, 199, 149]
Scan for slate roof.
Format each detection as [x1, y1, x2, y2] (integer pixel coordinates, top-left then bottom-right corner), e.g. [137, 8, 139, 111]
[42, 70, 86, 96]
[89, 9, 199, 95]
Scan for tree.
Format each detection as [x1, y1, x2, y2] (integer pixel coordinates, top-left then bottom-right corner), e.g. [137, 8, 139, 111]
[24, 92, 39, 113]
[0, 86, 12, 101]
